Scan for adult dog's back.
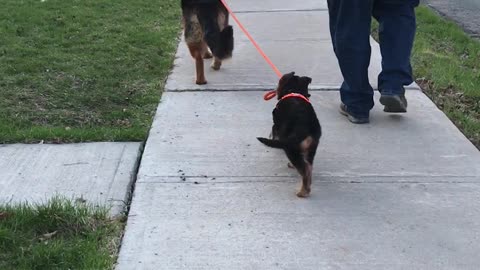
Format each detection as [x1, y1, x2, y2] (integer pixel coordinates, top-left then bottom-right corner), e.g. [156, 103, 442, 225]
[181, 0, 234, 84]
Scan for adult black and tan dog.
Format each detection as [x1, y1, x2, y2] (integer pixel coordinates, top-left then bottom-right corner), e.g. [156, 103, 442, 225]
[181, 0, 234, 85]
[258, 72, 322, 198]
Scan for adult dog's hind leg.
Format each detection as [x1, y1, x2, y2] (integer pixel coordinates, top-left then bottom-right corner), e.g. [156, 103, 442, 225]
[203, 50, 212, 59]
[218, 4, 229, 30]
[188, 43, 207, 85]
[211, 57, 222, 70]
[210, 5, 228, 71]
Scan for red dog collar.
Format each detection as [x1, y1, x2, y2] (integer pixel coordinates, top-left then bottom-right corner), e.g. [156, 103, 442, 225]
[280, 93, 310, 104]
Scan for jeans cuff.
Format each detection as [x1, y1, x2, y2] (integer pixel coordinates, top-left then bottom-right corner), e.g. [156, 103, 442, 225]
[379, 88, 405, 96]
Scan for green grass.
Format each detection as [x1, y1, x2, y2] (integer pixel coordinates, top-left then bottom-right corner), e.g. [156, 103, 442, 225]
[0, 0, 181, 143]
[372, 5, 480, 149]
[0, 198, 124, 270]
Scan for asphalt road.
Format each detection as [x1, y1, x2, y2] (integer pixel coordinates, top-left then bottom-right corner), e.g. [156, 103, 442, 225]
[423, 0, 480, 36]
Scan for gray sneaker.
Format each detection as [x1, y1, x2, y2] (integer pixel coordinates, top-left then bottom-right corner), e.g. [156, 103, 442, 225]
[339, 103, 369, 124]
[380, 94, 407, 113]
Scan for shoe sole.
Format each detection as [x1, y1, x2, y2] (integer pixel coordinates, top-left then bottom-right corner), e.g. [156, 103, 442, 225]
[380, 95, 407, 113]
[339, 107, 369, 124]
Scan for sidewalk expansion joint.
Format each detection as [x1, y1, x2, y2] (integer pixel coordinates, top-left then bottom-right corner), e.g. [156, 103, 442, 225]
[137, 180, 480, 184]
[136, 175, 480, 185]
[234, 8, 328, 14]
[164, 87, 420, 92]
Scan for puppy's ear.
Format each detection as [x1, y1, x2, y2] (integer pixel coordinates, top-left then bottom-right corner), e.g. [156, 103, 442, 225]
[301, 76, 312, 85]
[281, 72, 295, 82]
[298, 76, 312, 91]
[296, 76, 312, 98]
[277, 72, 296, 97]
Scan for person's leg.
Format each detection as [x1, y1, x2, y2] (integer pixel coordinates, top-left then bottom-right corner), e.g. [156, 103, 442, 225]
[373, 0, 418, 112]
[327, 0, 375, 122]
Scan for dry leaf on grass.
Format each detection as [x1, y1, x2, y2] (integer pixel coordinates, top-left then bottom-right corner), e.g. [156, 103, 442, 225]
[39, 231, 58, 241]
[0, 212, 11, 220]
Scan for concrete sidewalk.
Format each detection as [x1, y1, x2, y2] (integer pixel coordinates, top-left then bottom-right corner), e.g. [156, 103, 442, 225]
[117, 1, 480, 269]
[166, 8, 418, 91]
[0, 142, 141, 217]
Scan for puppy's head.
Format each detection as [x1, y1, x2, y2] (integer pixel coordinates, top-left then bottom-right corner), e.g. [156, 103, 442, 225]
[276, 72, 312, 100]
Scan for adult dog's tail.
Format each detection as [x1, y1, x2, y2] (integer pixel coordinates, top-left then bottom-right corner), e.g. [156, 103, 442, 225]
[206, 25, 233, 59]
[194, 1, 234, 60]
[257, 137, 285, 149]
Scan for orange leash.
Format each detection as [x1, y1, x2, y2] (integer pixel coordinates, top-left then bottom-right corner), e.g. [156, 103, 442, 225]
[219, 0, 280, 100]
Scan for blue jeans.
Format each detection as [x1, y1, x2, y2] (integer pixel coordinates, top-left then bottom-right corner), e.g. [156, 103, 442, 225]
[327, 0, 419, 118]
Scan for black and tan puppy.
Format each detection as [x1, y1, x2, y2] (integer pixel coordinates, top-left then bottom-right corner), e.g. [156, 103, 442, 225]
[181, 0, 234, 85]
[257, 72, 322, 198]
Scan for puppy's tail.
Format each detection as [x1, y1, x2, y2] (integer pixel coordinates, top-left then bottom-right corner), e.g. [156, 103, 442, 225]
[205, 25, 234, 60]
[257, 137, 285, 149]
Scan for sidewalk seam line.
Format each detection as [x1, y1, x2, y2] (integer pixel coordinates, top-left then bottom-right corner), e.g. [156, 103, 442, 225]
[234, 8, 328, 14]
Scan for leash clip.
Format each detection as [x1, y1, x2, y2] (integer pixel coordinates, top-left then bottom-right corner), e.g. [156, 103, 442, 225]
[263, 90, 277, 101]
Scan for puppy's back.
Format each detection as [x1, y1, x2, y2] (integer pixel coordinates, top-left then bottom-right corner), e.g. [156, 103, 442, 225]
[275, 100, 321, 144]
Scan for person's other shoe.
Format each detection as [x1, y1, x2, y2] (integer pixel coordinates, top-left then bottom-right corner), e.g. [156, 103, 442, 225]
[379, 94, 408, 113]
[339, 103, 369, 124]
